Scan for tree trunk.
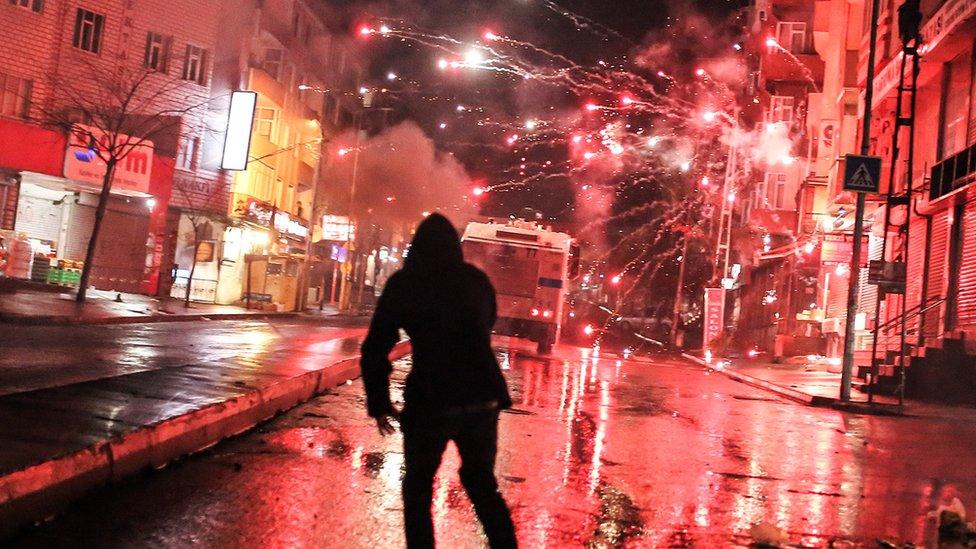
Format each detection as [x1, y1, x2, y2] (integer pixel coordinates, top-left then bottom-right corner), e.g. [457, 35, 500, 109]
[76, 159, 117, 303]
[184, 240, 199, 307]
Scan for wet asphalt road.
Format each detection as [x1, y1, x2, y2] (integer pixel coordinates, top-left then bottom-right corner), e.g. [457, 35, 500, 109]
[0, 317, 369, 396]
[10, 341, 976, 548]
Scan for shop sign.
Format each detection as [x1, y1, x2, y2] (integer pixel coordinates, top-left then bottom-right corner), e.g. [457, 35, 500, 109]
[195, 240, 216, 263]
[869, 52, 907, 110]
[64, 124, 153, 194]
[920, 0, 976, 53]
[322, 215, 355, 241]
[274, 211, 309, 241]
[234, 196, 273, 226]
[868, 260, 907, 294]
[330, 244, 348, 263]
[232, 196, 307, 240]
[170, 276, 217, 303]
[703, 287, 725, 349]
[871, 0, 976, 108]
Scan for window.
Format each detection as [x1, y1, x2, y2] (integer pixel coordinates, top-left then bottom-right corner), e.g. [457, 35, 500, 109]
[176, 136, 200, 170]
[774, 22, 807, 53]
[9, 0, 44, 13]
[765, 172, 788, 209]
[254, 107, 278, 140]
[144, 32, 171, 72]
[263, 49, 284, 80]
[249, 163, 275, 201]
[72, 8, 104, 53]
[182, 45, 208, 84]
[769, 95, 795, 124]
[776, 22, 807, 53]
[753, 178, 767, 210]
[0, 73, 32, 118]
[939, 51, 972, 159]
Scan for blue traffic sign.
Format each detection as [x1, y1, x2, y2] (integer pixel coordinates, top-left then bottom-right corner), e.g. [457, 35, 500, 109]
[843, 154, 882, 193]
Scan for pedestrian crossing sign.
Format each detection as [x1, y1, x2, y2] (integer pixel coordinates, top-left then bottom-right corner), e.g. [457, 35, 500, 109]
[843, 154, 882, 193]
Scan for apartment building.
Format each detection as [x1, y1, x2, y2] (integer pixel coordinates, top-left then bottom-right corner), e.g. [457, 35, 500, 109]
[0, 0, 223, 295]
[203, 0, 364, 311]
[855, 0, 976, 402]
[732, 0, 827, 354]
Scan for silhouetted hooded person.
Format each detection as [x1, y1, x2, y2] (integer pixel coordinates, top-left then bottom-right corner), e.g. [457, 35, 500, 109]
[361, 213, 517, 549]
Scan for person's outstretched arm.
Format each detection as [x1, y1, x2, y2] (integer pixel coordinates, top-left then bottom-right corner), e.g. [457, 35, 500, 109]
[361, 275, 400, 421]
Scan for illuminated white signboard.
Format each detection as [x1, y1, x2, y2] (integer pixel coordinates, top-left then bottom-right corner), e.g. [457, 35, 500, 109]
[221, 91, 257, 170]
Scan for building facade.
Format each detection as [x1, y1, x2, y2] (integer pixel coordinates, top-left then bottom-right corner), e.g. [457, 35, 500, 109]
[859, 0, 976, 402]
[203, 0, 364, 311]
[732, 0, 827, 355]
[0, 0, 364, 311]
[0, 0, 221, 295]
[732, 0, 976, 402]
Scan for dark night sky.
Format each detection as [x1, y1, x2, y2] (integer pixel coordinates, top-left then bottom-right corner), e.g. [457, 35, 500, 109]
[325, 0, 748, 221]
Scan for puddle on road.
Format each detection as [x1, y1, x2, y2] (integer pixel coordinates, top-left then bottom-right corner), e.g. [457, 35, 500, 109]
[585, 482, 644, 548]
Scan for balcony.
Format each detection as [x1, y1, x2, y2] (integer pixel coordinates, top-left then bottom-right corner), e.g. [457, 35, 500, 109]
[248, 67, 286, 108]
[930, 143, 976, 201]
[761, 51, 825, 85]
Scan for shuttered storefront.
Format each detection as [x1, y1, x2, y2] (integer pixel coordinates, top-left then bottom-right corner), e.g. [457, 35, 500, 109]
[859, 233, 884, 319]
[14, 193, 63, 245]
[905, 213, 927, 337]
[63, 198, 150, 294]
[955, 201, 976, 330]
[923, 209, 951, 338]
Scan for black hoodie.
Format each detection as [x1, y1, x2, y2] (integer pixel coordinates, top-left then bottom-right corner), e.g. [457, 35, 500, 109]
[360, 214, 512, 417]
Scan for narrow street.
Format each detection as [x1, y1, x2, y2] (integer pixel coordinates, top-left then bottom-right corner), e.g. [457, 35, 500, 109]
[11, 342, 976, 547]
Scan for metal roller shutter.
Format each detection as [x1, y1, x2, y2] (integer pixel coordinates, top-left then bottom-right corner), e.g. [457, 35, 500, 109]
[63, 201, 94, 261]
[859, 233, 884, 318]
[905, 213, 927, 336]
[14, 194, 62, 244]
[64, 200, 149, 294]
[91, 208, 149, 293]
[955, 202, 976, 330]
[924, 210, 950, 338]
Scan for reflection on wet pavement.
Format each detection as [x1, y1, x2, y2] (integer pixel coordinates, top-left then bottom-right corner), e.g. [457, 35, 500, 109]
[0, 320, 365, 396]
[15, 346, 976, 547]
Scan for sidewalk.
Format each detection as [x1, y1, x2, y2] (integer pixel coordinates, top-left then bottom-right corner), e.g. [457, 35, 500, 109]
[683, 353, 976, 421]
[0, 325, 410, 538]
[0, 283, 340, 325]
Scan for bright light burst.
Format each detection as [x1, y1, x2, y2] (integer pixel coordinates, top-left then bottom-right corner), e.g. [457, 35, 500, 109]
[356, 0, 793, 329]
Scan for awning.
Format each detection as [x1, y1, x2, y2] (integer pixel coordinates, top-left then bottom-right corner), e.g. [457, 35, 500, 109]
[22, 171, 153, 199]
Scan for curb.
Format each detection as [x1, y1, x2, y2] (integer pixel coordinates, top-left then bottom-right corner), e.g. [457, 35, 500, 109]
[680, 353, 906, 414]
[682, 353, 818, 405]
[0, 311, 305, 326]
[0, 340, 411, 538]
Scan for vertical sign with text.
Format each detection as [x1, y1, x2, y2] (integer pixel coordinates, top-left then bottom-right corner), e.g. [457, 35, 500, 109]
[703, 287, 726, 350]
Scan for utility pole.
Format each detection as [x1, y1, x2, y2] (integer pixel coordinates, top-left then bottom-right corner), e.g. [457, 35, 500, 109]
[671, 225, 691, 348]
[338, 114, 362, 312]
[840, 0, 882, 401]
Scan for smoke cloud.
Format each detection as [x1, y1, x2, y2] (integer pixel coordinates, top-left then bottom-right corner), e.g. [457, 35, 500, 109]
[323, 121, 475, 228]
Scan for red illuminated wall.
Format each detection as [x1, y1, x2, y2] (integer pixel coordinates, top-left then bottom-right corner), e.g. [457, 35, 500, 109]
[143, 156, 177, 295]
[0, 119, 65, 177]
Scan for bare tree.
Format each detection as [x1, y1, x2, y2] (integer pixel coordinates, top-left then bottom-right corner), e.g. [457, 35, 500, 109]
[40, 63, 213, 303]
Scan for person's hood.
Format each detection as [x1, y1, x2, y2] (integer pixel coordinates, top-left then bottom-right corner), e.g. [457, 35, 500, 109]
[404, 213, 464, 271]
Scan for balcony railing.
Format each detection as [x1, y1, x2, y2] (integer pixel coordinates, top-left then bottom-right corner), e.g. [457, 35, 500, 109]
[930, 142, 976, 201]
